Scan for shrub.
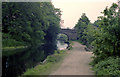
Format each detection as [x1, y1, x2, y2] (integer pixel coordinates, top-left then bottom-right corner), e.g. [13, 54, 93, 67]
[2, 38, 25, 47]
[92, 57, 120, 76]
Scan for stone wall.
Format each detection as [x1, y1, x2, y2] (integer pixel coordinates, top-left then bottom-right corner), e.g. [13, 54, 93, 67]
[60, 29, 78, 40]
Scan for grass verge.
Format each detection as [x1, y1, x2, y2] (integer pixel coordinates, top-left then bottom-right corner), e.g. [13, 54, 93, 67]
[20, 50, 68, 76]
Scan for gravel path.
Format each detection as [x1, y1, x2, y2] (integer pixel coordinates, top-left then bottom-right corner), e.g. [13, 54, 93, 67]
[50, 41, 94, 75]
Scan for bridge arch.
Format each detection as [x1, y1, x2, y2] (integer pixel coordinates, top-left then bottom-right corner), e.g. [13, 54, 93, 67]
[57, 33, 70, 41]
[60, 29, 78, 40]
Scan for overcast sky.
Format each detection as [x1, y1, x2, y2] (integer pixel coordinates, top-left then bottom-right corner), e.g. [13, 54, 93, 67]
[52, 0, 117, 29]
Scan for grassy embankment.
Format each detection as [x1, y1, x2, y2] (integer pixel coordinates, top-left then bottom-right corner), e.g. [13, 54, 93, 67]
[20, 41, 74, 76]
[20, 49, 69, 76]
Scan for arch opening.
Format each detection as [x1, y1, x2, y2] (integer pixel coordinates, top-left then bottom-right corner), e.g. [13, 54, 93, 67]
[57, 33, 69, 41]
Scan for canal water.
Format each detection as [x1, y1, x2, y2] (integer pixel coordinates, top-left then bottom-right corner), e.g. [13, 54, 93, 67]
[57, 40, 68, 50]
[2, 40, 68, 77]
[2, 46, 45, 77]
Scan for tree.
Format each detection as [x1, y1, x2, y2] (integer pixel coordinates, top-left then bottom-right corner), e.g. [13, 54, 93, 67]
[74, 13, 90, 44]
[92, 3, 120, 59]
[2, 2, 61, 56]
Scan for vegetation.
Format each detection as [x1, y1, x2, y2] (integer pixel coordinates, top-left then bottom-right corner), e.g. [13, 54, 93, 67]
[91, 3, 120, 75]
[67, 44, 72, 50]
[2, 46, 27, 56]
[21, 50, 66, 76]
[2, 1, 120, 76]
[2, 2, 61, 54]
[74, 13, 90, 45]
[2, 2, 61, 77]
[57, 34, 68, 42]
[75, 3, 120, 75]
[90, 57, 120, 75]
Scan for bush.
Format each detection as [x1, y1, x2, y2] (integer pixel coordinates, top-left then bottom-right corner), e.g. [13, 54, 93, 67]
[92, 57, 120, 76]
[67, 44, 72, 50]
[2, 39, 25, 47]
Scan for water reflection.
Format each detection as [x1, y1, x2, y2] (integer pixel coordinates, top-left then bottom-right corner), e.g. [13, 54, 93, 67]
[2, 46, 46, 77]
[57, 40, 68, 50]
[2, 40, 68, 77]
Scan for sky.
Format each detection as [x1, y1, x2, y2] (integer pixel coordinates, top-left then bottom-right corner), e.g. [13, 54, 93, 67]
[52, 0, 118, 29]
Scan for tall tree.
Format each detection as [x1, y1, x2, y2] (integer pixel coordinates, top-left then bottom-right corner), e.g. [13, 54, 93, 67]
[92, 3, 120, 59]
[74, 13, 90, 44]
[2, 2, 61, 56]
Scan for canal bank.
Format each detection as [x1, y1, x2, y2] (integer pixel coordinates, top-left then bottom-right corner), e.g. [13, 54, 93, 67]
[2, 39, 70, 77]
[21, 50, 69, 76]
[20, 40, 71, 76]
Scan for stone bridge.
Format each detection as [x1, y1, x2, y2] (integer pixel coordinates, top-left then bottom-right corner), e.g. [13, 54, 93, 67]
[60, 29, 78, 40]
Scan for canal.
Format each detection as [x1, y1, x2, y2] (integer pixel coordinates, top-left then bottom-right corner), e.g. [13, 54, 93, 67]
[2, 40, 68, 77]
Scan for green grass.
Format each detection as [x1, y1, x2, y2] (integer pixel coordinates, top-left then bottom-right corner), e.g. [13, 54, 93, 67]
[20, 50, 68, 76]
[69, 41, 74, 45]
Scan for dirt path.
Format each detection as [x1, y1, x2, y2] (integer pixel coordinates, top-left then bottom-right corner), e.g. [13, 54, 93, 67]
[50, 41, 94, 75]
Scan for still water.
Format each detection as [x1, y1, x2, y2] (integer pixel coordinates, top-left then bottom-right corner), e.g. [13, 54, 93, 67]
[57, 40, 68, 50]
[2, 46, 46, 77]
[2, 40, 68, 77]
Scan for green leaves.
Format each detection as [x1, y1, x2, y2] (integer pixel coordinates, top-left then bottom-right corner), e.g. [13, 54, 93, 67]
[93, 57, 120, 75]
[75, 13, 90, 45]
[90, 4, 120, 75]
[92, 3, 120, 58]
[2, 2, 61, 49]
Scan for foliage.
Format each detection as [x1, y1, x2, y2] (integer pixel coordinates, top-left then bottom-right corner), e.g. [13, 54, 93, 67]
[67, 41, 73, 50]
[75, 3, 120, 76]
[92, 3, 120, 59]
[67, 45, 72, 50]
[2, 46, 26, 56]
[47, 50, 65, 63]
[83, 23, 96, 47]
[57, 34, 68, 42]
[3, 38, 25, 47]
[91, 57, 120, 76]
[89, 3, 120, 76]
[74, 13, 90, 45]
[2, 2, 61, 54]
[21, 50, 66, 76]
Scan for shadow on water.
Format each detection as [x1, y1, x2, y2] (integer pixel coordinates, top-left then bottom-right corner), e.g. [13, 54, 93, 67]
[2, 46, 47, 77]
[2, 40, 69, 77]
